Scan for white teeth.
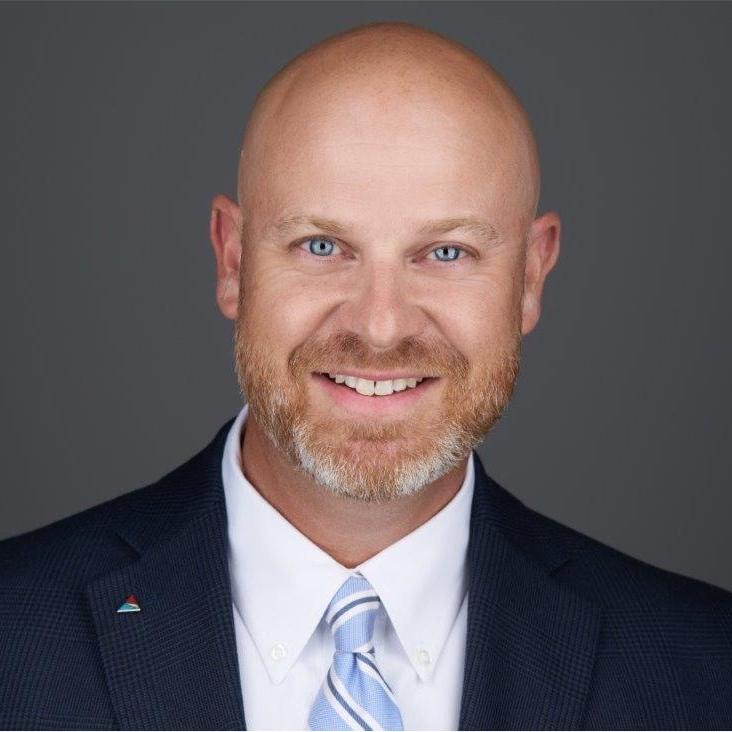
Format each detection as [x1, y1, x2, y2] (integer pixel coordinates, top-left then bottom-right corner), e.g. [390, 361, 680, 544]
[355, 378, 375, 396]
[324, 373, 429, 396]
[374, 380, 394, 396]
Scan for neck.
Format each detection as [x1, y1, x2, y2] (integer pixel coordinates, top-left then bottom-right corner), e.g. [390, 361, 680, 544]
[239, 414, 469, 568]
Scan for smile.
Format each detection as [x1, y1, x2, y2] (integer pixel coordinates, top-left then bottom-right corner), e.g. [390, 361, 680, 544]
[312, 372, 439, 415]
[319, 372, 429, 397]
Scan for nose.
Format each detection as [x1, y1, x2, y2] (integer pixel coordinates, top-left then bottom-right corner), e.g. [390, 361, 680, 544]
[344, 261, 425, 351]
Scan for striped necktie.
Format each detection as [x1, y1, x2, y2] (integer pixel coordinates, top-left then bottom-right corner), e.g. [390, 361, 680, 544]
[308, 573, 405, 731]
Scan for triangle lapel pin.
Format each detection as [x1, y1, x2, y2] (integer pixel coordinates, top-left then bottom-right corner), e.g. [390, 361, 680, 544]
[116, 594, 141, 613]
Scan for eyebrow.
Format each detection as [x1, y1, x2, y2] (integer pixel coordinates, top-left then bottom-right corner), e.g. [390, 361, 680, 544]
[269, 214, 501, 244]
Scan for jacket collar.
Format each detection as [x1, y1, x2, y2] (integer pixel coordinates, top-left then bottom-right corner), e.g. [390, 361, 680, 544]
[85, 417, 599, 730]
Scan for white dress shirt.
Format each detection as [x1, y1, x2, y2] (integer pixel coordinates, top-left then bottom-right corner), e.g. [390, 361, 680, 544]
[222, 403, 474, 730]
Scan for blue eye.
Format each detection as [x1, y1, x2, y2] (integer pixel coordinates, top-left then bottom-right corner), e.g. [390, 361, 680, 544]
[301, 238, 465, 262]
[305, 237, 337, 256]
[430, 245, 463, 262]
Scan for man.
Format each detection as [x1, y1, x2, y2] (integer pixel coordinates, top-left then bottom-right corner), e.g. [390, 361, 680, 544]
[1, 20, 730, 731]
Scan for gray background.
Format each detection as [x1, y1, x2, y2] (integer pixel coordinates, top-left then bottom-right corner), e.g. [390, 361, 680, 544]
[1, 2, 730, 592]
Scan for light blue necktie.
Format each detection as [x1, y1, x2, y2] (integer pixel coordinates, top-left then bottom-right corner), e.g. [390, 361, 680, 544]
[308, 573, 405, 731]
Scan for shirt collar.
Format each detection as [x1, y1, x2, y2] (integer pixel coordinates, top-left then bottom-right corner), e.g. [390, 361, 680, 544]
[222, 403, 473, 684]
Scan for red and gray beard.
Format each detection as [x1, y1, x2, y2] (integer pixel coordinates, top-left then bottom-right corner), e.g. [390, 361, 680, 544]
[233, 316, 521, 503]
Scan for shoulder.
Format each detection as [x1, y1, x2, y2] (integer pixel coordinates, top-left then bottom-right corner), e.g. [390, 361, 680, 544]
[563, 522, 732, 657]
[0, 479, 155, 592]
[511, 492, 732, 648]
[542, 505, 731, 613]
[0, 419, 234, 728]
[474, 460, 732, 653]
[0, 417, 234, 592]
[521, 504, 732, 723]
[477, 462, 732, 613]
[491, 484, 732, 723]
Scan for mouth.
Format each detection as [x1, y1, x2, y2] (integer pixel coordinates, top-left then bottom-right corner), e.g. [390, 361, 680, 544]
[311, 371, 440, 415]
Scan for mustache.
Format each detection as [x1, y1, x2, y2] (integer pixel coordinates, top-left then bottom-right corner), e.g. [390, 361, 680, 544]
[288, 331, 470, 379]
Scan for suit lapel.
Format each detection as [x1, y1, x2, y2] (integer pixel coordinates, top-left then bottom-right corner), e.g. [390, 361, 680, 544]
[459, 455, 601, 730]
[85, 420, 247, 729]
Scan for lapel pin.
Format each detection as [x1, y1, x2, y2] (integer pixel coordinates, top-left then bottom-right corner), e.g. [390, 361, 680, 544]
[116, 594, 141, 613]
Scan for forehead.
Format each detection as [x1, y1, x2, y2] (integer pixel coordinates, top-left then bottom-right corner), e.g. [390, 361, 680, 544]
[242, 69, 527, 236]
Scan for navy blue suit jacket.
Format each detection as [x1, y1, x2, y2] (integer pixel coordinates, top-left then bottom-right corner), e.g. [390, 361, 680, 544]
[1, 417, 731, 729]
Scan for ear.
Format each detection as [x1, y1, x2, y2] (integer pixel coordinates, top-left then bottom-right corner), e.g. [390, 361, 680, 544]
[520, 211, 561, 335]
[209, 194, 242, 320]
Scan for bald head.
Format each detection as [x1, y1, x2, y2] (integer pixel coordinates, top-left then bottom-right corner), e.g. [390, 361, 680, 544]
[237, 22, 540, 234]
[210, 21, 561, 509]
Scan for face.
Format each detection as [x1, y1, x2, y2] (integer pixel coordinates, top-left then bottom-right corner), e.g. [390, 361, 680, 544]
[215, 68, 556, 503]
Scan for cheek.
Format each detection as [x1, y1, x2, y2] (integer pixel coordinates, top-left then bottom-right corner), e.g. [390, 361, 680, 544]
[428, 273, 519, 355]
[241, 265, 330, 348]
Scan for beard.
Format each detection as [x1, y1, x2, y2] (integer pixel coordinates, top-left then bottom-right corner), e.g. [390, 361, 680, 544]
[233, 311, 522, 504]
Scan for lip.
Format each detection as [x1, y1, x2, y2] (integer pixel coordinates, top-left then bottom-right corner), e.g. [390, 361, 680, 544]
[315, 370, 436, 381]
[311, 372, 439, 416]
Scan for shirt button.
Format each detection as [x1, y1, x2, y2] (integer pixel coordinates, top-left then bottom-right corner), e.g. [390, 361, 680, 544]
[270, 643, 288, 661]
[416, 648, 431, 666]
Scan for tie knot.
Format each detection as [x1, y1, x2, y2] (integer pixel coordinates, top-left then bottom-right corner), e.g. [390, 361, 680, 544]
[325, 574, 381, 653]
